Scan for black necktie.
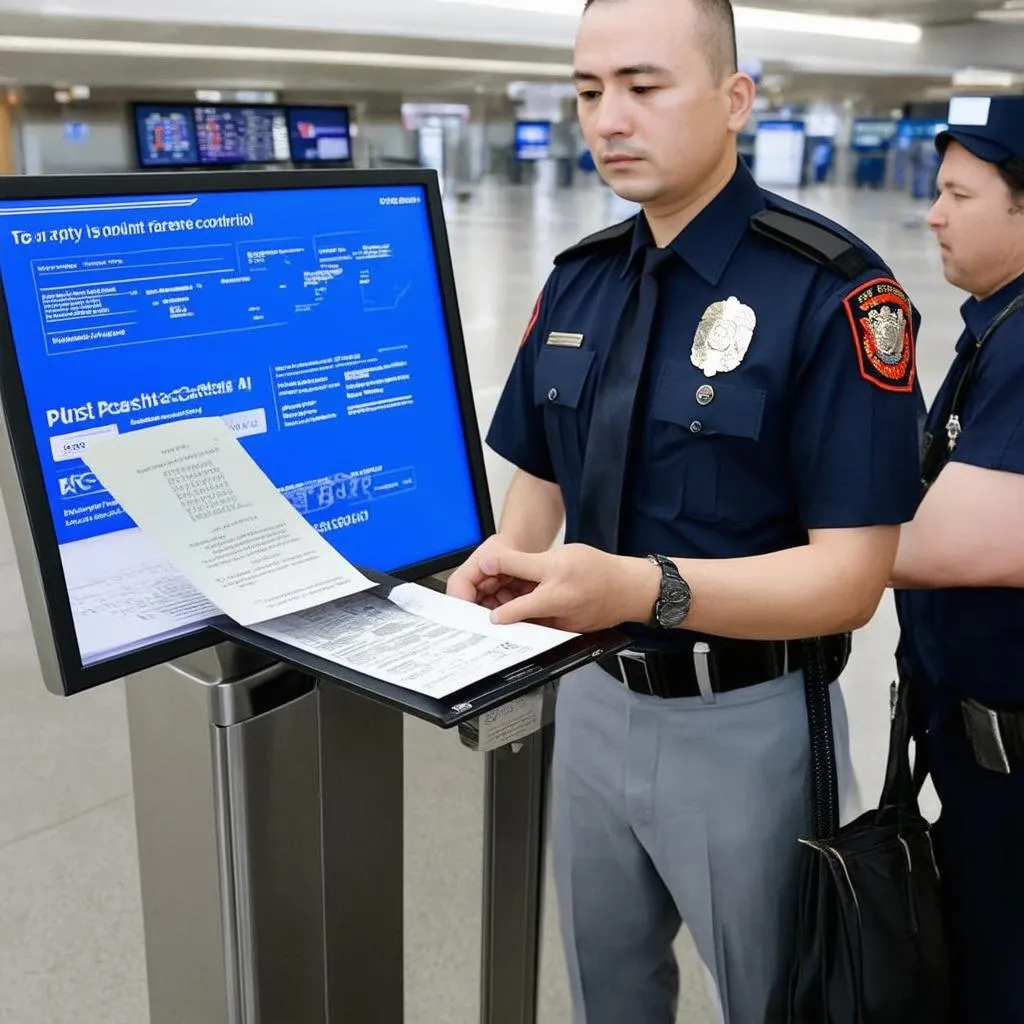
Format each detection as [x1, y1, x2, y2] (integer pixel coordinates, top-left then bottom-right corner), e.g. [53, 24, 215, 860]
[576, 245, 674, 553]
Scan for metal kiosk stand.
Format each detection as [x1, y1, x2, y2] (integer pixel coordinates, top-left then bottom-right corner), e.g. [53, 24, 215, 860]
[0, 166, 626, 1024]
[125, 617, 619, 1024]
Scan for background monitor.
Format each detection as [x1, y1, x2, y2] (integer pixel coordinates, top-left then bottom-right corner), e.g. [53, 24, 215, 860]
[851, 118, 898, 151]
[287, 106, 353, 165]
[514, 120, 552, 161]
[132, 103, 201, 169]
[753, 119, 807, 188]
[0, 169, 494, 696]
[193, 104, 292, 166]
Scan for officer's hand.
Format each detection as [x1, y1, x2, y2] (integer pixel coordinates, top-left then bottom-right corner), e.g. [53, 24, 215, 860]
[482, 545, 658, 633]
[446, 536, 539, 611]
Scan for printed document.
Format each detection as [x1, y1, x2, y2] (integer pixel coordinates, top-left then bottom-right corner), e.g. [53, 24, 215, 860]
[82, 416, 578, 696]
[83, 417, 373, 625]
[251, 585, 577, 699]
[62, 528, 220, 664]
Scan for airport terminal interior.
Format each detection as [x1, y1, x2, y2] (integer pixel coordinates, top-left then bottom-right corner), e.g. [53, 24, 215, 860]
[0, 0, 1021, 1021]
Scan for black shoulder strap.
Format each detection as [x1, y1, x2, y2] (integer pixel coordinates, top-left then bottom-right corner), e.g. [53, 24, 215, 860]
[554, 218, 635, 265]
[921, 290, 1024, 488]
[802, 637, 840, 840]
[750, 209, 869, 281]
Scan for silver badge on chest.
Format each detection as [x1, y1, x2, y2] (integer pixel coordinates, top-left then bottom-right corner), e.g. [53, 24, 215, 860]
[691, 297, 758, 378]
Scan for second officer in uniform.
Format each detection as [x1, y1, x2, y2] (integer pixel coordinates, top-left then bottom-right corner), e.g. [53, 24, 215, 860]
[449, 0, 923, 1020]
[893, 95, 1024, 1023]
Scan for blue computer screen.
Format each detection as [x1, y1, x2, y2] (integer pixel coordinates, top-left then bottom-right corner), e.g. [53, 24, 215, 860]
[288, 107, 352, 163]
[0, 182, 483, 664]
[514, 121, 552, 161]
[851, 119, 898, 151]
[134, 105, 200, 168]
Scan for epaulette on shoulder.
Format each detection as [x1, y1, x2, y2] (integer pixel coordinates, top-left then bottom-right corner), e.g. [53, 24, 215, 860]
[554, 218, 636, 265]
[750, 209, 869, 281]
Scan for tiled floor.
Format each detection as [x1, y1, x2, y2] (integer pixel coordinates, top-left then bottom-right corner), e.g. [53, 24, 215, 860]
[0, 171, 959, 1023]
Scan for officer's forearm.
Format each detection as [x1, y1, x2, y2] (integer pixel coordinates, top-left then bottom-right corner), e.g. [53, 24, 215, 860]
[628, 526, 899, 640]
[890, 523, 957, 590]
[497, 469, 565, 553]
[891, 463, 1024, 590]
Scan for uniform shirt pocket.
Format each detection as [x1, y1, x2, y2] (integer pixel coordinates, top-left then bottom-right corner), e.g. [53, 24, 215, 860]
[532, 346, 596, 489]
[533, 346, 596, 409]
[646, 362, 767, 523]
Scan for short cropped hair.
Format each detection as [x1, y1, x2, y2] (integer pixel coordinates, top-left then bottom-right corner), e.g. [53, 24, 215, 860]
[582, 0, 739, 81]
[998, 158, 1024, 212]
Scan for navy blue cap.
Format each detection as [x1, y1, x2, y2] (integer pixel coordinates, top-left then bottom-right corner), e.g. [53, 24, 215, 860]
[936, 95, 1024, 164]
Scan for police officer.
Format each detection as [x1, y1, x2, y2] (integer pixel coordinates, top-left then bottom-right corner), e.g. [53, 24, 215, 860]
[448, 0, 922, 1019]
[892, 96, 1024, 1023]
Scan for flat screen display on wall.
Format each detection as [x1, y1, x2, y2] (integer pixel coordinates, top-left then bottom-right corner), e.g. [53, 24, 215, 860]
[131, 103, 352, 170]
[134, 104, 201, 168]
[287, 106, 353, 164]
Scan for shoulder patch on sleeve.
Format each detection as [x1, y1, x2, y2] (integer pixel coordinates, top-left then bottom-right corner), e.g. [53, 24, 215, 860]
[519, 290, 543, 349]
[842, 277, 916, 393]
[554, 218, 635, 265]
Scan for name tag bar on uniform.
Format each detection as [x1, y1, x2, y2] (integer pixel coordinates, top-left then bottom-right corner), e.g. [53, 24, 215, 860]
[546, 332, 584, 348]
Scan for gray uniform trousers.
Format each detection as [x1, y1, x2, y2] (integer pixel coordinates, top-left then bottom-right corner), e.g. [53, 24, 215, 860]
[551, 661, 852, 1024]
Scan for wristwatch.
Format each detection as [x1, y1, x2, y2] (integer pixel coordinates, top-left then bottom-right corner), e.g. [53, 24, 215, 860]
[647, 554, 693, 629]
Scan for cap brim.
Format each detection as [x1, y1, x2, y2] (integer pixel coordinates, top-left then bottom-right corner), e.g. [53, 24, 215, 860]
[936, 129, 1013, 164]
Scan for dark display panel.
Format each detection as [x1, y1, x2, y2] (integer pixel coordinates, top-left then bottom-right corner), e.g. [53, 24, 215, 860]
[193, 105, 292, 166]
[287, 106, 352, 164]
[134, 105, 200, 168]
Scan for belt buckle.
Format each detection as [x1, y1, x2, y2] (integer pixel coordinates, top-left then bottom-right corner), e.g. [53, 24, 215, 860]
[962, 699, 1012, 775]
[617, 650, 655, 696]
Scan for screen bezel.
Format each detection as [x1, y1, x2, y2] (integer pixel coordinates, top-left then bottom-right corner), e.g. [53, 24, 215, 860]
[0, 168, 496, 696]
[285, 105, 353, 167]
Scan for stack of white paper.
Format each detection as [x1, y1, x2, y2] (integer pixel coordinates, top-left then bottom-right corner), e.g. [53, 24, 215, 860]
[84, 417, 575, 699]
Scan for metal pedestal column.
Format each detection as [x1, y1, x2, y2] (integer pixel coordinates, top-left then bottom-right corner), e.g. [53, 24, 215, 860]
[480, 722, 556, 1024]
[318, 676, 404, 1022]
[125, 644, 404, 1024]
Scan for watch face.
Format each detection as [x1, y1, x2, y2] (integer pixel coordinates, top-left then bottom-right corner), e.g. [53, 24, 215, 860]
[658, 576, 692, 628]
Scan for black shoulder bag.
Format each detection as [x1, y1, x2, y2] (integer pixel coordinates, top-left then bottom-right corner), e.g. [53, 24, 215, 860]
[787, 645, 950, 1024]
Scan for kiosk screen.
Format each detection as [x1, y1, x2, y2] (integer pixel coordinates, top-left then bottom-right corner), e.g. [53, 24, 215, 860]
[0, 170, 489, 693]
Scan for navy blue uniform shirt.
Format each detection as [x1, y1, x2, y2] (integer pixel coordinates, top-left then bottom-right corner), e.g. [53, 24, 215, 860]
[896, 271, 1024, 705]
[488, 161, 923, 649]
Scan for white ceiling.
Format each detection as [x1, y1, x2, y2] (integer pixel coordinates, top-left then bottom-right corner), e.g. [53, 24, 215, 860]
[0, 0, 1008, 47]
[0, 0, 1019, 95]
[747, 0, 998, 23]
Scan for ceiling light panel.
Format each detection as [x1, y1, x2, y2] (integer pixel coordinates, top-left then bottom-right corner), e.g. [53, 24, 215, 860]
[0, 35, 574, 76]
[431, 0, 922, 44]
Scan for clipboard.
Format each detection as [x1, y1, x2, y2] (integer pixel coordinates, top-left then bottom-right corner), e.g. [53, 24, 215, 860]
[214, 568, 630, 729]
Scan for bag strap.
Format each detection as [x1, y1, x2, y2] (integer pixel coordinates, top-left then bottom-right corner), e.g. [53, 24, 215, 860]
[912, 733, 930, 797]
[802, 637, 840, 840]
[879, 676, 927, 813]
[879, 671, 937, 817]
[921, 289, 1024, 489]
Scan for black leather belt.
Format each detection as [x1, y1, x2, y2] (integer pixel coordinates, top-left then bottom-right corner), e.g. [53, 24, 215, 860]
[961, 698, 1024, 774]
[598, 634, 851, 701]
